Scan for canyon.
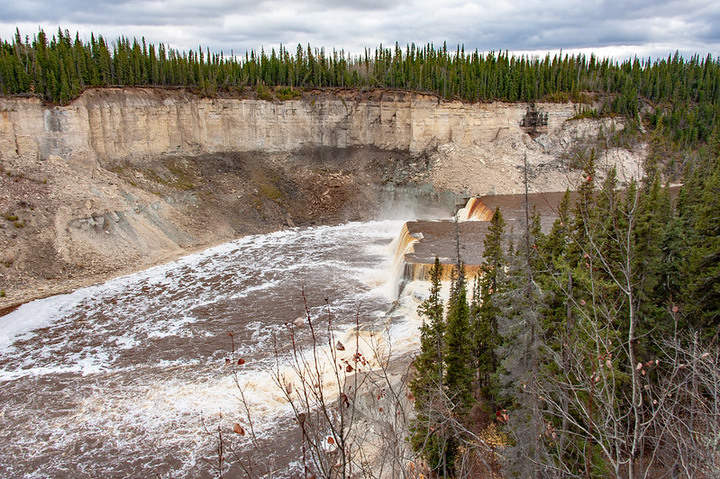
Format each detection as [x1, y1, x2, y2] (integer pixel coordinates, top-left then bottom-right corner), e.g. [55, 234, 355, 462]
[0, 88, 644, 309]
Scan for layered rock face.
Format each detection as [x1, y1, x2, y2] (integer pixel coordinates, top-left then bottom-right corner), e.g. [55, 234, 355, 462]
[2, 89, 574, 164]
[0, 88, 644, 307]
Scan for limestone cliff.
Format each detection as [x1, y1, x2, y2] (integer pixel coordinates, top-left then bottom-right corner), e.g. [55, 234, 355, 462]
[0, 88, 645, 308]
[2, 89, 556, 162]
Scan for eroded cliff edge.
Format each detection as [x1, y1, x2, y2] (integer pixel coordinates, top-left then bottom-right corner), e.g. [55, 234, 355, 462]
[0, 88, 644, 307]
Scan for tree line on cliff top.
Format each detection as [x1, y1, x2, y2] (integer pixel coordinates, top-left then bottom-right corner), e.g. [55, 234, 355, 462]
[409, 142, 720, 477]
[0, 28, 719, 150]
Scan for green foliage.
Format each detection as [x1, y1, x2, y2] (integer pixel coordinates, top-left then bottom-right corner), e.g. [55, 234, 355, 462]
[634, 174, 676, 340]
[484, 208, 506, 271]
[410, 259, 478, 474]
[683, 152, 720, 334]
[275, 86, 301, 101]
[472, 207, 506, 402]
[411, 257, 445, 406]
[571, 107, 600, 120]
[444, 264, 474, 414]
[255, 83, 274, 101]
[410, 258, 457, 475]
[535, 191, 574, 355]
[473, 271, 501, 401]
[510, 144, 720, 475]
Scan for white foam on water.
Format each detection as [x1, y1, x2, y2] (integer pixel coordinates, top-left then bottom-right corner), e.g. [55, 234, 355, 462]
[0, 225, 332, 355]
[1, 220, 426, 477]
[115, 333, 139, 350]
[0, 287, 95, 352]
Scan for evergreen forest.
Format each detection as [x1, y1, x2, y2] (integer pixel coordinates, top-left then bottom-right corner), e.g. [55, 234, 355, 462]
[410, 148, 720, 477]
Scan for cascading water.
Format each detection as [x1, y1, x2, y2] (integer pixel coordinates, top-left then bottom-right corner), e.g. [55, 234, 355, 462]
[456, 197, 494, 221]
[0, 220, 431, 478]
[388, 223, 421, 296]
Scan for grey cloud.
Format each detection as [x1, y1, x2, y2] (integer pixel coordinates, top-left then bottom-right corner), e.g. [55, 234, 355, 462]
[309, 0, 403, 12]
[1, 0, 718, 59]
[2, 0, 260, 25]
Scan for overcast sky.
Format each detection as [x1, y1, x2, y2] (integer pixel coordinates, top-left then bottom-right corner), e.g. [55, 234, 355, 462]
[1, 0, 719, 61]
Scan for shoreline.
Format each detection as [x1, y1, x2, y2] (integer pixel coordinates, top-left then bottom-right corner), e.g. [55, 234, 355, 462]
[0, 234, 262, 317]
[0, 217, 403, 317]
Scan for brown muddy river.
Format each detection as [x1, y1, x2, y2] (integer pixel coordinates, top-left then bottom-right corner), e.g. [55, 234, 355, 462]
[0, 189, 555, 477]
[0, 220, 424, 478]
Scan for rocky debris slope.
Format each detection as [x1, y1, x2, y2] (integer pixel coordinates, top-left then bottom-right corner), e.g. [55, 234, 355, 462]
[0, 88, 646, 309]
[0, 146, 420, 309]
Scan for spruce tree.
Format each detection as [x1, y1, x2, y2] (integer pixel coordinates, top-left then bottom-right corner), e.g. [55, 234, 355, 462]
[410, 258, 450, 474]
[473, 207, 506, 402]
[685, 154, 720, 335]
[444, 263, 474, 414]
[411, 257, 445, 405]
[634, 174, 675, 344]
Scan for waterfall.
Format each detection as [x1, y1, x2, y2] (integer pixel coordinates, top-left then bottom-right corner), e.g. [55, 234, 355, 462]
[402, 262, 483, 282]
[390, 221, 484, 294]
[456, 197, 493, 221]
[391, 195, 493, 291]
[388, 223, 421, 297]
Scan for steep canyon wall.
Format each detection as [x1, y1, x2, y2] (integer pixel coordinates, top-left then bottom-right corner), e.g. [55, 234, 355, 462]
[2, 88, 575, 164]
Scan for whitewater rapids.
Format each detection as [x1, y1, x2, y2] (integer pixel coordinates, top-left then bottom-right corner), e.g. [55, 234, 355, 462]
[0, 220, 431, 478]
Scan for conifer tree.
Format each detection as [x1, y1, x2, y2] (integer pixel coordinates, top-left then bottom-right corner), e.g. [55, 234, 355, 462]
[634, 174, 676, 344]
[684, 153, 720, 335]
[473, 207, 506, 402]
[437, 262, 473, 475]
[444, 263, 474, 414]
[410, 258, 451, 475]
[411, 257, 445, 404]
